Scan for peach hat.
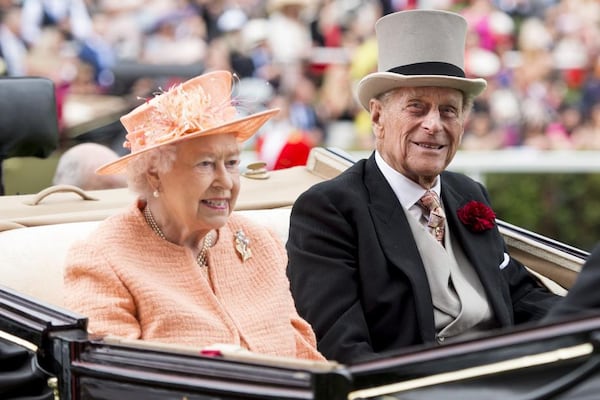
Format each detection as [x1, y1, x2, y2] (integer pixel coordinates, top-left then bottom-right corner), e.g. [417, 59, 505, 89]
[96, 70, 278, 175]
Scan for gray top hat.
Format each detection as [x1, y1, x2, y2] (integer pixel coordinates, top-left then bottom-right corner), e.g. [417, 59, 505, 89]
[356, 9, 487, 110]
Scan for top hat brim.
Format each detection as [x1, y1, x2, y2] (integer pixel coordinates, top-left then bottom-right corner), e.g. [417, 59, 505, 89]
[357, 72, 487, 111]
[96, 108, 279, 176]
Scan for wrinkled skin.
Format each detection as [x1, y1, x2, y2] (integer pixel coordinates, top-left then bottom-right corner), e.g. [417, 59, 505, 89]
[370, 86, 468, 189]
[146, 133, 241, 250]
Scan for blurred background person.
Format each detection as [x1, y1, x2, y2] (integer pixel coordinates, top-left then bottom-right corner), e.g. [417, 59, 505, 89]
[20, 0, 93, 46]
[52, 142, 127, 190]
[256, 93, 314, 170]
[571, 102, 600, 150]
[0, 5, 27, 77]
[141, 7, 207, 66]
[266, 0, 313, 92]
[460, 101, 505, 150]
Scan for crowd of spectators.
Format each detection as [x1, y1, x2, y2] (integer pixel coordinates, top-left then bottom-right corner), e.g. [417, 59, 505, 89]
[1, 0, 599, 163]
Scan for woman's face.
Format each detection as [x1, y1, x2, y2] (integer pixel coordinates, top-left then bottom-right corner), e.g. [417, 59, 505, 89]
[155, 133, 241, 237]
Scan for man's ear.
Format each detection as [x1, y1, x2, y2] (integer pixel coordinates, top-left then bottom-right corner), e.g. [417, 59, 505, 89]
[370, 99, 384, 138]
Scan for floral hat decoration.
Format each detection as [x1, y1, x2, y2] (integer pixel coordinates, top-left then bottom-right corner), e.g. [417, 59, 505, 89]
[96, 70, 279, 175]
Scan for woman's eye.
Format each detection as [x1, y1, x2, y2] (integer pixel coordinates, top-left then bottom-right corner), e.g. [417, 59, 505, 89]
[198, 161, 214, 168]
[226, 159, 240, 170]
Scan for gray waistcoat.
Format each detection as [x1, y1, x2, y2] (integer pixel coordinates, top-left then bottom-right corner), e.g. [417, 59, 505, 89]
[406, 211, 494, 342]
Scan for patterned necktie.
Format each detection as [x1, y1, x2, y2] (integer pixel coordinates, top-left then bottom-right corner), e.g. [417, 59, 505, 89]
[419, 190, 446, 245]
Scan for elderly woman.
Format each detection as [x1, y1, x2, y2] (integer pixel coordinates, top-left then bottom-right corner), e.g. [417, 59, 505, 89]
[63, 70, 323, 361]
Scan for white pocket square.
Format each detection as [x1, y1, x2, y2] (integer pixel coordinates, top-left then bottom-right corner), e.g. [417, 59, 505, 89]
[499, 252, 510, 270]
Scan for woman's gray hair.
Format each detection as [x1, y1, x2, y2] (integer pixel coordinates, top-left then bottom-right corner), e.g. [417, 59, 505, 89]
[126, 144, 177, 196]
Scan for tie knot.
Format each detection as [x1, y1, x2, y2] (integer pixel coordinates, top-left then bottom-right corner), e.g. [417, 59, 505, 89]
[419, 190, 441, 212]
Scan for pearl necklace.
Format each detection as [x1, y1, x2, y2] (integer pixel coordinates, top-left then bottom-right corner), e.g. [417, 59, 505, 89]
[143, 206, 214, 267]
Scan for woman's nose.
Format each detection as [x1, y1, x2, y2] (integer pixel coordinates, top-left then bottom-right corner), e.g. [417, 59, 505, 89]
[213, 164, 233, 188]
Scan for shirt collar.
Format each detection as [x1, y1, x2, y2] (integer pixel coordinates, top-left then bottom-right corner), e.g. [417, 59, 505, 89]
[374, 150, 442, 210]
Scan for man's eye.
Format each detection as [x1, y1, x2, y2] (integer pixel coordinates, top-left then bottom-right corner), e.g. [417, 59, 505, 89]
[407, 103, 424, 112]
[441, 107, 458, 117]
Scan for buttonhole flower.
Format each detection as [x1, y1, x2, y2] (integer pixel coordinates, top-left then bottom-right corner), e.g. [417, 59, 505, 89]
[457, 201, 496, 232]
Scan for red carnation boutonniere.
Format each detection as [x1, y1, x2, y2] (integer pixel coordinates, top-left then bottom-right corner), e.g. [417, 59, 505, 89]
[457, 201, 496, 232]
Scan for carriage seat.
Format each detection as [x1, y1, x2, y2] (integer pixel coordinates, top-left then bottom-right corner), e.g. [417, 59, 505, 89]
[0, 147, 354, 308]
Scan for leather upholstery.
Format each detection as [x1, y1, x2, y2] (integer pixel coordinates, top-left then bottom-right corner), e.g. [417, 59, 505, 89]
[0, 77, 59, 195]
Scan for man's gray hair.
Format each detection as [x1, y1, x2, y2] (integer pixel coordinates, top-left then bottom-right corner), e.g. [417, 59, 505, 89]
[53, 143, 127, 190]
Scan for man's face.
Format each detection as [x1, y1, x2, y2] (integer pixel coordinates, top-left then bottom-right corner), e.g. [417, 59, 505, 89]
[370, 86, 466, 188]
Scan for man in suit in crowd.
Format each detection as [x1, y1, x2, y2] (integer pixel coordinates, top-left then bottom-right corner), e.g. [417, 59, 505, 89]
[286, 9, 560, 364]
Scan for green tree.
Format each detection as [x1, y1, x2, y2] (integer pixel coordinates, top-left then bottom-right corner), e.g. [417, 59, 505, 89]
[486, 173, 600, 252]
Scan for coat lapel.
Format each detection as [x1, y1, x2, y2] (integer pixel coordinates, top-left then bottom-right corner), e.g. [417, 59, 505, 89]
[441, 181, 512, 325]
[363, 156, 436, 338]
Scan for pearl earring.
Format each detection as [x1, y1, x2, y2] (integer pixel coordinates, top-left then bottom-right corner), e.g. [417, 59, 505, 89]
[153, 190, 159, 198]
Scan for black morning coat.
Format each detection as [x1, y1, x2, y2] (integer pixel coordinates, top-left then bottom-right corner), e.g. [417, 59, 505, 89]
[286, 153, 561, 364]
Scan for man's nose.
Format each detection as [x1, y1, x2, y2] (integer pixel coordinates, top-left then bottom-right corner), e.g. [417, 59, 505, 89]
[422, 109, 442, 133]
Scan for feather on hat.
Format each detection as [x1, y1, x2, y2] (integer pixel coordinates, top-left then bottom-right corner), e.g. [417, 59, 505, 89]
[96, 70, 278, 175]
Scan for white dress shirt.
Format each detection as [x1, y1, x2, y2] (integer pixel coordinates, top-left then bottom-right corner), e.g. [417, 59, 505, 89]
[374, 150, 442, 221]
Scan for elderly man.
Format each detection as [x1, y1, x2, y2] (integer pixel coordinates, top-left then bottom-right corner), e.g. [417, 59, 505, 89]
[286, 9, 560, 364]
[53, 143, 127, 190]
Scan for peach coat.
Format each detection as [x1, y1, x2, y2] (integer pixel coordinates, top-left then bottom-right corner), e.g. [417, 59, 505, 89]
[64, 202, 323, 361]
